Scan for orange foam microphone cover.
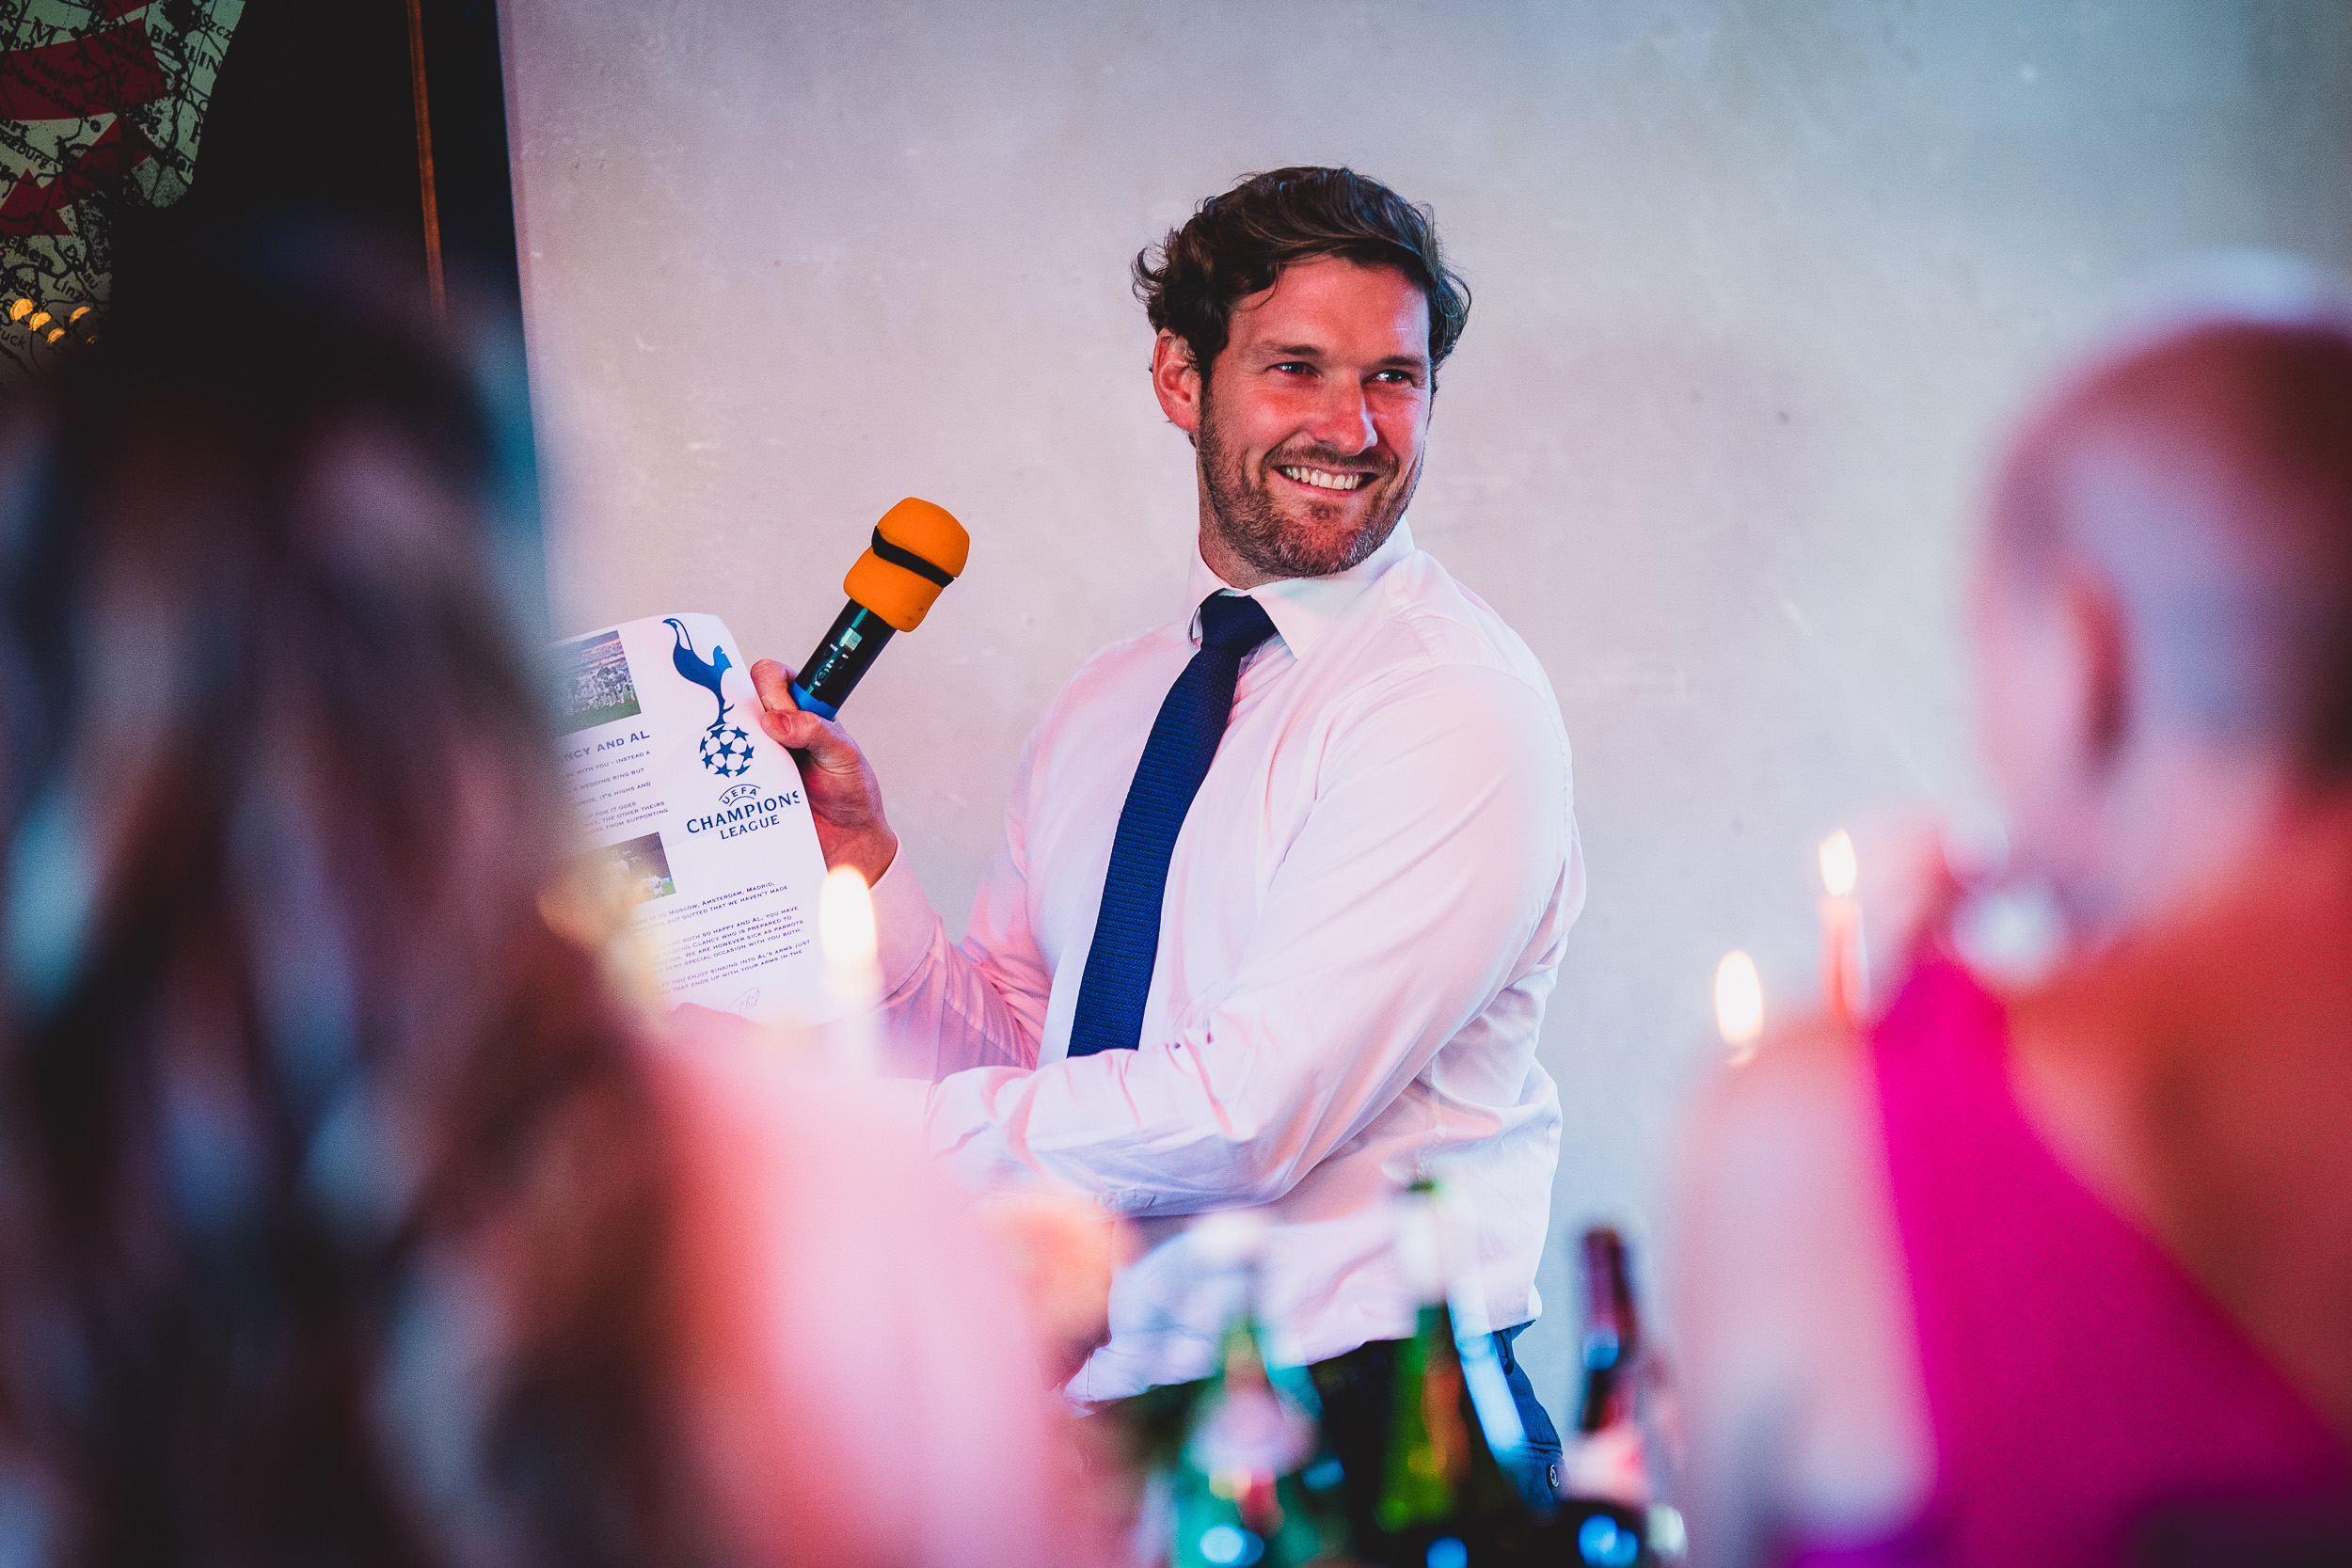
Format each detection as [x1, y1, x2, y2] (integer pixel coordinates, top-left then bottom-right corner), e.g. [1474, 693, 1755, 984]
[842, 498, 970, 632]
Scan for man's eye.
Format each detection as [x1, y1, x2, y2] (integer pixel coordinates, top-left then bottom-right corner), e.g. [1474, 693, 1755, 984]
[1372, 370, 1419, 386]
[1272, 361, 1314, 376]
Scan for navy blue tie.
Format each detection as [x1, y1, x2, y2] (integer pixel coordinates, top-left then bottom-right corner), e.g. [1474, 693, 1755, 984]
[1066, 593, 1279, 1057]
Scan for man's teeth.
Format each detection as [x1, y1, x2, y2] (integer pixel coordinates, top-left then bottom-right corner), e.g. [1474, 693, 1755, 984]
[1278, 466, 1370, 491]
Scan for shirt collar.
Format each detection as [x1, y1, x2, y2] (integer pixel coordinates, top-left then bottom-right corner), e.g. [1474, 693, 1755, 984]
[1184, 519, 1417, 661]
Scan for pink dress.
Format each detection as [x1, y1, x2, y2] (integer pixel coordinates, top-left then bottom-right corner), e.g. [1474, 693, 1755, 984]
[1788, 959, 2351, 1567]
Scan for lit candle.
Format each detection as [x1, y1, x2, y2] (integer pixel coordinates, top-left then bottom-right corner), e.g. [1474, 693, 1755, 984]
[1818, 830, 1866, 1024]
[1715, 950, 1764, 1065]
[818, 864, 881, 1072]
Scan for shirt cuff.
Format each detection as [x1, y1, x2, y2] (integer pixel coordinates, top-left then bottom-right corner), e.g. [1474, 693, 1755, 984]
[869, 847, 945, 996]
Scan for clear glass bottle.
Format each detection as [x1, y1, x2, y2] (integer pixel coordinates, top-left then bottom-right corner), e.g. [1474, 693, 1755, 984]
[1171, 1218, 1346, 1568]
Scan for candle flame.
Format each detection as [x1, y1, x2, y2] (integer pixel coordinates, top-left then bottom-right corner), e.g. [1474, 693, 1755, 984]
[819, 865, 878, 966]
[1819, 829, 1857, 897]
[1715, 950, 1764, 1053]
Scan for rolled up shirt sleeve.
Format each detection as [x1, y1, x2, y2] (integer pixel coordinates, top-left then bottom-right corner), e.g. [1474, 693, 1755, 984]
[903, 661, 1577, 1211]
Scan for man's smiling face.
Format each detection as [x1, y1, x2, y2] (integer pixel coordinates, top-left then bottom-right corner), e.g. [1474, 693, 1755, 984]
[1155, 256, 1434, 586]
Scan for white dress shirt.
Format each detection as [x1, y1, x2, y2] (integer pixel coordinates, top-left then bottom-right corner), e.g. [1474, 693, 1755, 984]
[868, 520, 1582, 1400]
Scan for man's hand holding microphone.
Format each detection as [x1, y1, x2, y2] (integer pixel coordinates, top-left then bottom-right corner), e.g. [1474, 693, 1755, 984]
[751, 660, 898, 886]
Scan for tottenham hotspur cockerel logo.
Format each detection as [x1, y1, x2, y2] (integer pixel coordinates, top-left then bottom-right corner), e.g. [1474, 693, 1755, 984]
[665, 618, 755, 777]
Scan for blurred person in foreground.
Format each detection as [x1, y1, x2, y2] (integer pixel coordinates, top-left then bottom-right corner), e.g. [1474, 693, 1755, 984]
[1675, 272, 2352, 1567]
[0, 220, 1104, 1568]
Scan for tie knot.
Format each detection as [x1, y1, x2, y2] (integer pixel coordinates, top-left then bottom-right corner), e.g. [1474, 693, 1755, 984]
[1198, 593, 1277, 657]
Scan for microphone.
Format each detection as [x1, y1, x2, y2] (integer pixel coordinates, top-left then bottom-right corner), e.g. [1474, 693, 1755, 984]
[789, 498, 970, 720]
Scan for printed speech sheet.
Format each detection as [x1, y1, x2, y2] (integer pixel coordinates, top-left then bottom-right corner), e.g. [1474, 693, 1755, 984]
[550, 611, 839, 1022]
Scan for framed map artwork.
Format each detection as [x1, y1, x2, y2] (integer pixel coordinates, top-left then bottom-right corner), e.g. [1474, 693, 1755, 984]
[1, 0, 522, 386]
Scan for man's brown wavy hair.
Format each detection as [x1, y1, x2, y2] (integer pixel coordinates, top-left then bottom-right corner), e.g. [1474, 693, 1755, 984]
[1133, 166, 1471, 385]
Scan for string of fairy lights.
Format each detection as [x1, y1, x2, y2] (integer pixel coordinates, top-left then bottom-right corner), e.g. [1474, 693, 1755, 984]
[6, 296, 98, 352]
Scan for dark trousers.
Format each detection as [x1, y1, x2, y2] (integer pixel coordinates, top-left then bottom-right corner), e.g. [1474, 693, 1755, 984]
[1312, 1322, 1564, 1513]
[1493, 1323, 1566, 1497]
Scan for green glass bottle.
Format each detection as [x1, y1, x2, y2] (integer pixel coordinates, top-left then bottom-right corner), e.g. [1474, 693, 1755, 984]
[1368, 1180, 1549, 1564]
[1375, 1181, 1470, 1534]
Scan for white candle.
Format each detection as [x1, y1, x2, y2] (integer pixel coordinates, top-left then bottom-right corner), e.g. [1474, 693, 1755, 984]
[1818, 830, 1866, 1024]
[818, 864, 882, 1072]
[1715, 950, 1764, 1065]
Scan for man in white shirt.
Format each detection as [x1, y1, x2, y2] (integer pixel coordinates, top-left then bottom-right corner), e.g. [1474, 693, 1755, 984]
[752, 167, 1581, 1481]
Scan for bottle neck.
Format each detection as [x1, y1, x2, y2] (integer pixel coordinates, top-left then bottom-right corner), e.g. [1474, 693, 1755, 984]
[1577, 1338, 1630, 1433]
[1577, 1228, 1640, 1433]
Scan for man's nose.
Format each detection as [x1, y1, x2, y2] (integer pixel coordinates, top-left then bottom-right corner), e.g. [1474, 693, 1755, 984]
[1303, 378, 1376, 455]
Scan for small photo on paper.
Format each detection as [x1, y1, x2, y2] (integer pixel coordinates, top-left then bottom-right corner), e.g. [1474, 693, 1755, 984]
[553, 629, 642, 735]
[599, 831, 676, 901]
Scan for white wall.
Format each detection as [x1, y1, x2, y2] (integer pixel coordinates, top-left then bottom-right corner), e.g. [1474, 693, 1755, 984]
[500, 0, 2352, 1412]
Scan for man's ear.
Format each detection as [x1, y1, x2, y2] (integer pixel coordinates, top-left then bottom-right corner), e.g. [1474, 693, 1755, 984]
[2059, 566, 2133, 774]
[1151, 330, 1203, 436]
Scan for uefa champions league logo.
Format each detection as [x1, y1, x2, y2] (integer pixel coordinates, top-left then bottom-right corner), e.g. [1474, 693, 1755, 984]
[666, 618, 757, 778]
[699, 724, 755, 776]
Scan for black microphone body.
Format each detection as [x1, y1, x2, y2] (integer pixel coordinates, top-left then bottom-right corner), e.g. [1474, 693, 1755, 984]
[791, 604, 895, 720]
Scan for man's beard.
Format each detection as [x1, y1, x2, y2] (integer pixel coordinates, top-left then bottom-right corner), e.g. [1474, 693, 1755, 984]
[1197, 390, 1420, 581]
